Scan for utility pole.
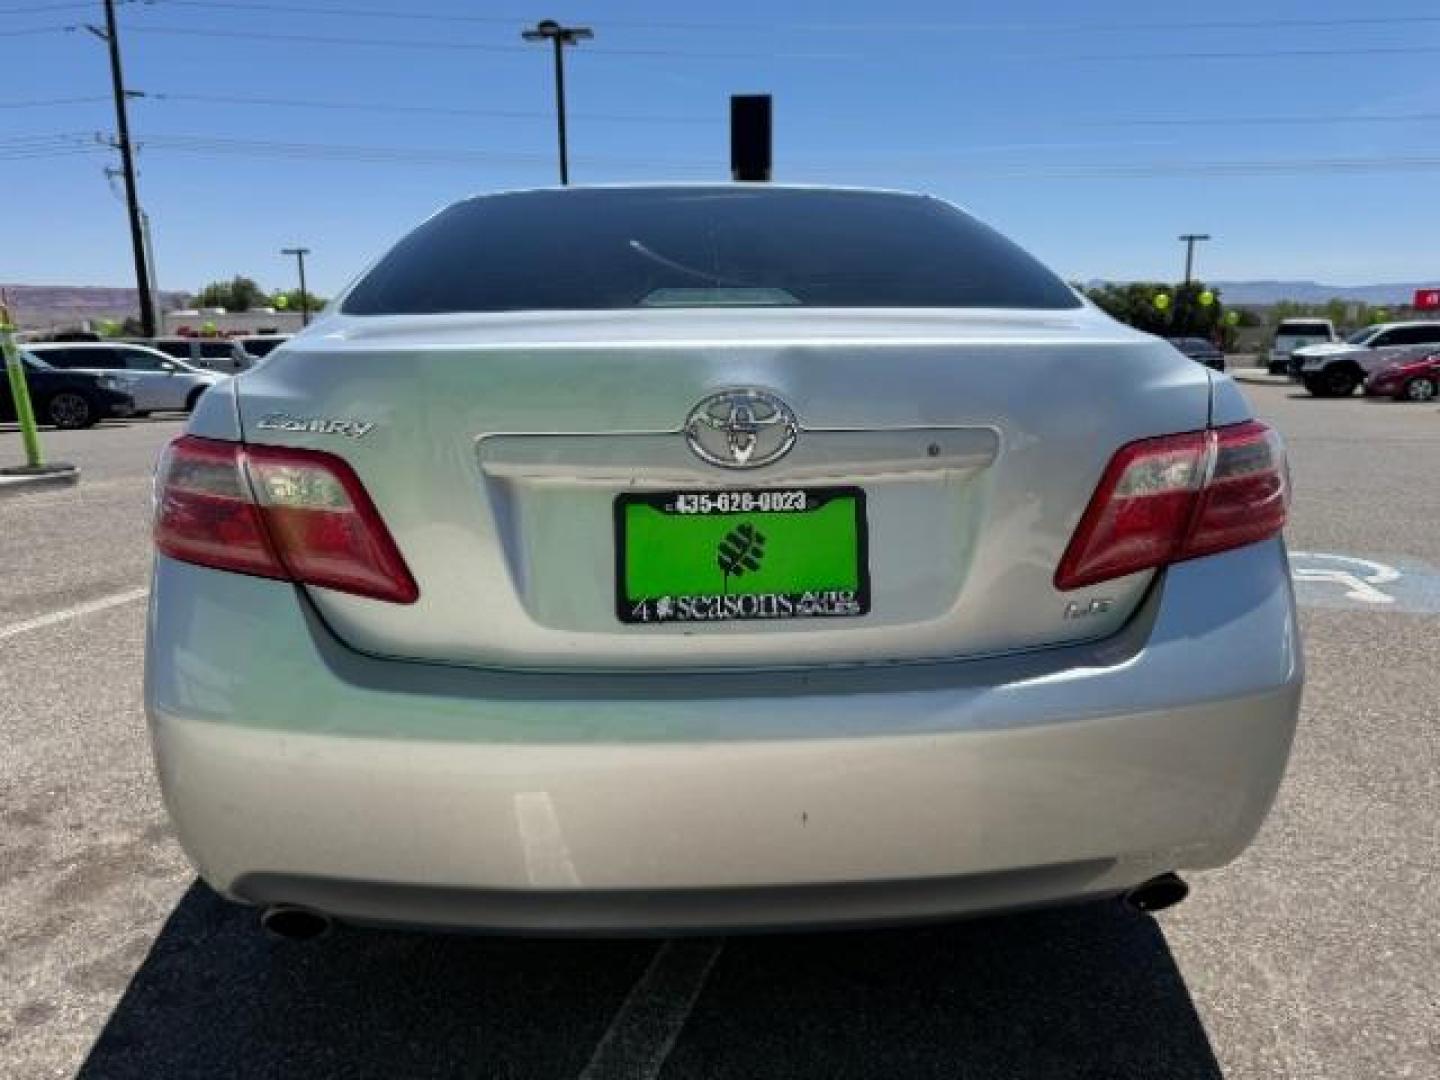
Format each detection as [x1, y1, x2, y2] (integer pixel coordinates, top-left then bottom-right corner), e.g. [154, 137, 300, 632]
[1177, 233, 1211, 338]
[1179, 233, 1211, 286]
[521, 20, 594, 185]
[140, 210, 161, 334]
[88, 1, 155, 337]
[281, 247, 312, 326]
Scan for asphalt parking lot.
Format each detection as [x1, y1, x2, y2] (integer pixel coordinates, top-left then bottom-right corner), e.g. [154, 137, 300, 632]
[2, 383, 1437, 1080]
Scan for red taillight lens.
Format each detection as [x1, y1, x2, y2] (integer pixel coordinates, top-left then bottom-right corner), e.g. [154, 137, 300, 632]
[154, 436, 283, 580]
[1185, 421, 1289, 559]
[1055, 420, 1288, 591]
[154, 436, 419, 604]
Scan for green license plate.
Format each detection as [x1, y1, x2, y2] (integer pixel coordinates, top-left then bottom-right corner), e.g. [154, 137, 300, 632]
[614, 487, 870, 624]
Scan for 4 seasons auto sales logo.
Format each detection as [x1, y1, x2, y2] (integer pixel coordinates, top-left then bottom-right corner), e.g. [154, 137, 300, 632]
[628, 590, 864, 624]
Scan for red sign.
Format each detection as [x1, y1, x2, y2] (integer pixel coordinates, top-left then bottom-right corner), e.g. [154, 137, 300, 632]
[1415, 288, 1440, 311]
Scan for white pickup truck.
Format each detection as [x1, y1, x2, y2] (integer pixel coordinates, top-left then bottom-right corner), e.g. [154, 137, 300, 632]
[1292, 321, 1440, 397]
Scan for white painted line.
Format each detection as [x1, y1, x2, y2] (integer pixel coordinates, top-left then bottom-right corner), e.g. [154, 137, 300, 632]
[0, 587, 149, 641]
[578, 939, 724, 1080]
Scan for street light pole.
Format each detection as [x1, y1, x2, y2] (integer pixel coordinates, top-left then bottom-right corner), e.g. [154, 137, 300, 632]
[281, 247, 311, 327]
[522, 20, 594, 185]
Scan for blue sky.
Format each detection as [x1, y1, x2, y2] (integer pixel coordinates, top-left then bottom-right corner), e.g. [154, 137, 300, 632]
[2, 0, 1438, 296]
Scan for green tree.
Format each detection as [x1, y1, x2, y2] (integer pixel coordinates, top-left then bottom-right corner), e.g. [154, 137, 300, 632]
[271, 287, 328, 312]
[196, 275, 268, 312]
[1083, 280, 1230, 341]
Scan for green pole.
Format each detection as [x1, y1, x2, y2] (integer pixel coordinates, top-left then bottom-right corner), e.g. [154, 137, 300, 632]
[1, 302, 44, 467]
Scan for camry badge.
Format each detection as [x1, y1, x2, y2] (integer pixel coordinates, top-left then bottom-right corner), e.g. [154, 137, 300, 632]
[684, 389, 798, 469]
[255, 414, 375, 439]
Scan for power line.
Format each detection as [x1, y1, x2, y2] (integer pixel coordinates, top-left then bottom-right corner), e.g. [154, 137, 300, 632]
[109, 135, 1440, 178]
[132, 133, 721, 172]
[142, 0, 1440, 35]
[1083, 111, 1440, 128]
[137, 95, 1440, 131]
[1072, 44, 1440, 61]
[0, 2, 94, 13]
[112, 25, 1440, 63]
[0, 131, 97, 145]
[143, 91, 704, 125]
[10, 130, 1440, 180]
[0, 146, 107, 160]
[12, 89, 1440, 134]
[13, 96, 1436, 137]
[119, 25, 849, 60]
[0, 24, 71, 36]
[0, 95, 112, 108]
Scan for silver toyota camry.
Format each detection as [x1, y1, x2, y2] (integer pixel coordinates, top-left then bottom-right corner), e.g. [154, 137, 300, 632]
[145, 185, 1302, 935]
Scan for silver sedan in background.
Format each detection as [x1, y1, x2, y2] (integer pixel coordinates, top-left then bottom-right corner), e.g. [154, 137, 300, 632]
[27, 341, 224, 414]
[145, 185, 1302, 938]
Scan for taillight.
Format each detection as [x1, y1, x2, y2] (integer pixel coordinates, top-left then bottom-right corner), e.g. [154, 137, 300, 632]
[154, 436, 419, 603]
[1055, 420, 1288, 591]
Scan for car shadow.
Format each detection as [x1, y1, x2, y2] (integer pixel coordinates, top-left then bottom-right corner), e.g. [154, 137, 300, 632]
[77, 882, 1221, 1079]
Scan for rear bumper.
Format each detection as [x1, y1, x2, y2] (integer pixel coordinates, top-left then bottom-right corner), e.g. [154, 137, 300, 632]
[145, 542, 1303, 933]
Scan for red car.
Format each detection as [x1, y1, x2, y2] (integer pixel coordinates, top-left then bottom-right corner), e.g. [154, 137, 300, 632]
[1364, 353, 1440, 402]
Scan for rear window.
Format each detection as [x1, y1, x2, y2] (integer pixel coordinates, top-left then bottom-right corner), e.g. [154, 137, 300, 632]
[342, 187, 1082, 315]
[241, 338, 285, 357]
[199, 341, 237, 358]
[152, 340, 192, 358]
[1388, 324, 1440, 346]
[36, 348, 121, 370]
[1276, 321, 1332, 337]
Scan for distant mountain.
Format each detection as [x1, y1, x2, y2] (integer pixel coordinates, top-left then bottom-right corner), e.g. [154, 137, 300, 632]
[0, 284, 190, 329]
[1200, 281, 1433, 306]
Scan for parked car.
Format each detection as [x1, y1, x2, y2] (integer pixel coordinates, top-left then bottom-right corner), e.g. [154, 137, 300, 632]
[1268, 318, 1337, 375]
[237, 334, 291, 359]
[1166, 336, 1226, 371]
[28, 342, 224, 415]
[146, 337, 255, 374]
[2, 351, 135, 428]
[1291, 321, 1440, 396]
[1363, 353, 1440, 402]
[147, 185, 1301, 937]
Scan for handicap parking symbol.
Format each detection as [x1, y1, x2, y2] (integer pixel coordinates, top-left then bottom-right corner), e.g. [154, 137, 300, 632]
[1288, 551, 1440, 614]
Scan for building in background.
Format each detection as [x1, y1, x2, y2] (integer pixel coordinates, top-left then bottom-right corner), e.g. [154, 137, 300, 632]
[162, 307, 307, 336]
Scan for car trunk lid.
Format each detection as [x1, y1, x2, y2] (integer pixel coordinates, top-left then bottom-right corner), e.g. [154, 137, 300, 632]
[233, 306, 1213, 671]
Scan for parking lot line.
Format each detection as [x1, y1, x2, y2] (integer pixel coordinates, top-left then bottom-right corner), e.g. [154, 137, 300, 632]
[578, 939, 725, 1080]
[0, 586, 148, 641]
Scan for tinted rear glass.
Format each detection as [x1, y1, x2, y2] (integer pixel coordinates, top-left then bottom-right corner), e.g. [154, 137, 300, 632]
[152, 340, 191, 358]
[1276, 321, 1332, 336]
[342, 188, 1082, 315]
[199, 342, 236, 358]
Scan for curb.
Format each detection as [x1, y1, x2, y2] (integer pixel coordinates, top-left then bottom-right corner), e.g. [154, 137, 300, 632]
[0, 463, 80, 498]
[1230, 370, 1292, 387]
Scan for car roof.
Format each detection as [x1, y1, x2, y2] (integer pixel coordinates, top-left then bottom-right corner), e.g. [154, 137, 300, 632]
[459, 182, 930, 201]
[32, 341, 170, 353]
[1369, 320, 1440, 331]
[439, 183, 948, 222]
